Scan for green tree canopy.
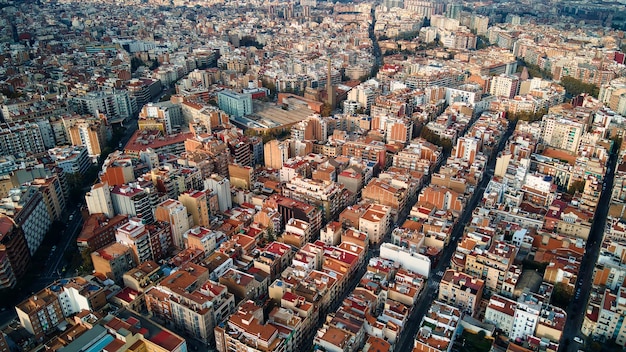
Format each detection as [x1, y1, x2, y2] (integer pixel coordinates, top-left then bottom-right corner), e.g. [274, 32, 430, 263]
[560, 76, 599, 97]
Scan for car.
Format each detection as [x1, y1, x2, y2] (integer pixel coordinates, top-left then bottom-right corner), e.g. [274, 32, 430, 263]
[573, 337, 584, 344]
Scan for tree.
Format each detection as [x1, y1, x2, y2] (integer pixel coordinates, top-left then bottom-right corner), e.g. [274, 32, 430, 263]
[568, 179, 586, 195]
[321, 103, 332, 117]
[611, 135, 623, 151]
[267, 228, 276, 242]
[560, 76, 600, 98]
[517, 59, 553, 80]
[420, 127, 453, 154]
[552, 282, 574, 309]
[261, 78, 277, 98]
[358, 74, 370, 82]
[79, 247, 94, 274]
[149, 59, 160, 70]
[130, 57, 145, 73]
[522, 259, 549, 273]
[507, 108, 547, 123]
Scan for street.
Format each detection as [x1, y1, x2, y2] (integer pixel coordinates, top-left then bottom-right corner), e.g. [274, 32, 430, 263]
[394, 119, 516, 352]
[43, 210, 84, 279]
[560, 144, 618, 352]
[0, 203, 84, 329]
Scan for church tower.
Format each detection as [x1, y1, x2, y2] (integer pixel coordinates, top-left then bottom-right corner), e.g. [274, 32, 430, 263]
[326, 57, 335, 109]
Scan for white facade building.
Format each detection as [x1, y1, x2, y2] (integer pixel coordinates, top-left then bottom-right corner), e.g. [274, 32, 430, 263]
[380, 242, 431, 277]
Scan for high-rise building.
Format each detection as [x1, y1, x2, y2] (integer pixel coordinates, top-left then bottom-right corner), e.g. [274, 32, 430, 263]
[155, 199, 191, 249]
[540, 114, 585, 153]
[446, 3, 462, 19]
[114, 217, 172, 263]
[65, 115, 108, 158]
[264, 140, 290, 170]
[0, 122, 46, 156]
[85, 182, 115, 218]
[347, 81, 379, 112]
[0, 215, 30, 288]
[454, 136, 480, 164]
[1, 187, 52, 255]
[386, 118, 413, 144]
[470, 14, 489, 35]
[71, 91, 135, 123]
[383, 0, 403, 9]
[489, 74, 520, 98]
[404, 0, 436, 18]
[205, 174, 232, 213]
[127, 78, 162, 107]
[282, 176, 346, 223]
[47, 146, 92, 176]
[228, 139, 252, 167]
[110, 181, 159, 224]
[179, 190, 210, 228]
[307, 115, 328, 143]
[31, 176, 66, 222]
[100, 157, 135, 187]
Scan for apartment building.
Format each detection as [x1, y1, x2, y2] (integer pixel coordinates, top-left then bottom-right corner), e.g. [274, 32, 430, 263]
[438, 269, 484, 316]
[464, 240, 518, 295]
[100, 156, 136, 187]
[417, 185, 465, 215]
[179, 190, 210, 228]
[413, 300, 461, 352]
[214, 301, 286, 352]
[139, 102, 184, 135]
[540, 114, 585, 153]
[110, 181, 159, 224]
[489, 74, 520, 98]
[31, 176, 66, 222]
[92, 242, 136, 283]
[65, 115, 108, 158]
[380, 243, 431, 277]
[265, 194, 323, 237]
[282, 176, 346, 223]
[219, 268, 266, 302]
[145, 264, 234, 344]
[0, 122, 46, 157]
[205, 174, 232, 213]
[155, 198, 191, 249]
[16, 287, 64, 341]
[47, 145, 91, 175]
[359, 204, 391, 245]
[71, 90, 135, 123]
[510, 292, 542, 342]
[264, 140, 291, 170]
[362, 178, 408, 212]
[0, 215, 30, 288]
[115, 217, 172, 264]
[282, 218, 313, 248]
[0, 187, 52, 255]
[76, 213, 129, 251]
[123, 260, 161, 292]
